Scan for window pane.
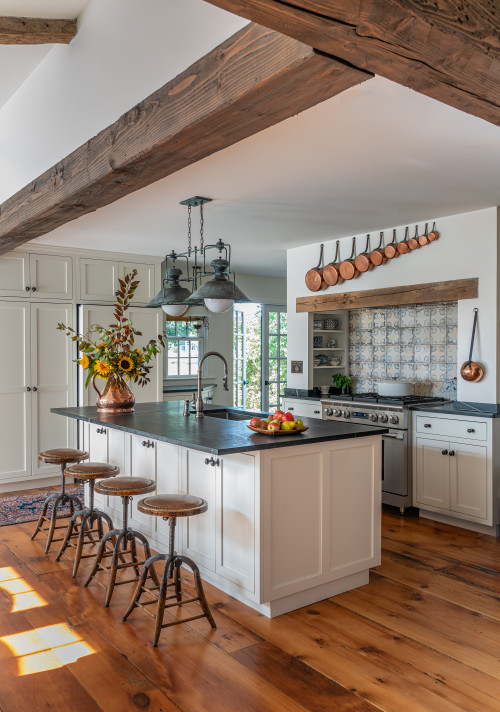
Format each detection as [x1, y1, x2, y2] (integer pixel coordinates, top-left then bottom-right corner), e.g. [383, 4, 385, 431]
[268, 312, 278, 333]
[269, 383, 278, 404]
[190, 341, 199, 357]
[280, 359, 287, 381]
[269, 359, 278, 380]
[269, 335, 278, 358]
[168, 358, 178, 376]
[190, 359, 199, 375]
[280, 335, 287, 356]
[179, 358, 190, 375]
[165, 322, 176, 337]
[187, 324, 197, 337]
[168, 341, 178, 356]
[179, 340, 189, 357]
[279, 312, 287, 334]
[176, 323, 187, 337]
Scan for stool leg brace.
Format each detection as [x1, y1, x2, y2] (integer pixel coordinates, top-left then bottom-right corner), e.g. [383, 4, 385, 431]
[123, 516, 216, 647]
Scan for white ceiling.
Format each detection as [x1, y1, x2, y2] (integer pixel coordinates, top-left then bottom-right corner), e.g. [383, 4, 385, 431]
[32, 74, 500, 277]
[0, 1, 90, 110]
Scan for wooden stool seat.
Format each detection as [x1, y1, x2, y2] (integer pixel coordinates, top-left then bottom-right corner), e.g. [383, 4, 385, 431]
[123, 492, 216, 646]
[56, 462, 120, 577]
[85, 476, 157, 607]
[31, 448, 89, 553]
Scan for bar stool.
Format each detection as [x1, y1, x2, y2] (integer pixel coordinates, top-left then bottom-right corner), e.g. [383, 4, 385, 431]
[31, 448, 88, 553]
[56, 462, 119, 576]
[84, 476, 157, 607]
[122, 494, 216, 647]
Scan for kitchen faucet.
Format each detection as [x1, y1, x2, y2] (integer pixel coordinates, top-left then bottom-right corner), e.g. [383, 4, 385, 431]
[196, 351, 229, 418]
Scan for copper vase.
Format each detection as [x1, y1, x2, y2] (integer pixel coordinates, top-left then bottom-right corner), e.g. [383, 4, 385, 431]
[92, 375, 135, 413]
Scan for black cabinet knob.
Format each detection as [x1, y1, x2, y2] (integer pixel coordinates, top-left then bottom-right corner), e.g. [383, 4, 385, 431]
[33, 386, 37, 392]
[467, 428, 475, 433]
[314, 410, 320, 414]
[204, 457, 219, 467]
[449, 450, 455, 457]
[26, 387, 31, 392]
[31, 286, 36, 292]
[424, 423, 431, 428]
[25, 286, 30, 292]
[442, 449, 448, 455]
[289, 407, 294, 411]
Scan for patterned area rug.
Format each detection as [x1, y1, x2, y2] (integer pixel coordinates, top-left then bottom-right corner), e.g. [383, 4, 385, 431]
[0, 486, 84, 527]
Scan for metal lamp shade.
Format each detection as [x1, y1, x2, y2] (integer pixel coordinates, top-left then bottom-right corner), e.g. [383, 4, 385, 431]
[187, 277, 250, 304]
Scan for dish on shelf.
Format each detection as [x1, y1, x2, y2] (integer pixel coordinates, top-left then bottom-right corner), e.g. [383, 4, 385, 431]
[313, 319, 323, 329]
[317, 354, 329, 365]
[329, 357, 341, 366]
[324, 318, 339, 330]
[247, 424, 309, 435]
[313, 357, 321, 366]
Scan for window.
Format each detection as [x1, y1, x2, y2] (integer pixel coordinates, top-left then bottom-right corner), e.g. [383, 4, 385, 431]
[165, 321, 203, 377]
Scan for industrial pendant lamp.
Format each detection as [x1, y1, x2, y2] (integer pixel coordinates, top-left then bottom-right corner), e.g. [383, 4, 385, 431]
[187, 241, 250, 314]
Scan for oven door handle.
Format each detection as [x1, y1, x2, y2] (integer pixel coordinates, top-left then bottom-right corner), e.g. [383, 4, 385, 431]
[383, 432, 404, 440]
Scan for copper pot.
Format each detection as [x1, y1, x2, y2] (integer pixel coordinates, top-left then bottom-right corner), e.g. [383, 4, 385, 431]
[428, 221, 440, 241]
[384, 229, 400, 260]
[408, 225, 421, 250]
[92, 374, 135, 413]
[305, 243, 328, 292]
[323, 240, 344, 286]
[370, 232, 388, 266]
[397, 226, 411, 255]
[354, 235, 374, 273]
[460, 308, 484, 382]
[418, 222, 430, 246]
[339, 237, 359, 280]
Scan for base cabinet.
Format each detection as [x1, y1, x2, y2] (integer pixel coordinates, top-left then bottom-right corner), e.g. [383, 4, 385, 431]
[280, 397, 323, 419]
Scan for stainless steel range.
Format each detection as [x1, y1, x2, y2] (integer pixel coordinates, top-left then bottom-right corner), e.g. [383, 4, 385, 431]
[321, 393, 445, 514]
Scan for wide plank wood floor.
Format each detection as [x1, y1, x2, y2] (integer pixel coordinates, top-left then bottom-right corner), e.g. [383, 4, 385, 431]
[0, 504, 499, 711]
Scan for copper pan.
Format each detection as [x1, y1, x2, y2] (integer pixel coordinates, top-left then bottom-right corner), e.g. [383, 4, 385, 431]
[397, 226, 411, 255]
[354, 234, 374, 273]
[323, 240, 344, 286]
[339, 237, 359, 281]
[384, 229, 400, 260]
[428, 221, 440, 241]
[408, 225, 421, 251]
[370, 232, 388, 266]
[305, 243, 328, 292]
[418, 222, 430, 246]
[460, 308, 484, 382]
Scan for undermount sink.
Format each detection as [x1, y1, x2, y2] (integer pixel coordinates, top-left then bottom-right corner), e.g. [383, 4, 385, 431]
[202, 409, 257, 421]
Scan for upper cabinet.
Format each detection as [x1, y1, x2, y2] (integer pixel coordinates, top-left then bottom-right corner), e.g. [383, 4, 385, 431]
[79, 258, 157, 304]
[0, 253, 73, 299]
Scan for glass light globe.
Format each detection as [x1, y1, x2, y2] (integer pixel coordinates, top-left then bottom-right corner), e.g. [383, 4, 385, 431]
[204, 298, 234, 314]
[161, 304, 187, 317]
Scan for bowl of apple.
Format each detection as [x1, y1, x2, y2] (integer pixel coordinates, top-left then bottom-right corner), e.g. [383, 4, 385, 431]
[247, 410, 309, 435]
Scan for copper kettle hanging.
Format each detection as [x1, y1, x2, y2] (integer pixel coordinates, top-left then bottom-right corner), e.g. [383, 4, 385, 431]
[460, 308, 484, 382]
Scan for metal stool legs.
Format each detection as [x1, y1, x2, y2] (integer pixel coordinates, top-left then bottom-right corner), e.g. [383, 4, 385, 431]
[123, 517, 216, 646]
[56, 479, 114, 577]
[85, 495, 159, 607]
[31, 461, 83, 553]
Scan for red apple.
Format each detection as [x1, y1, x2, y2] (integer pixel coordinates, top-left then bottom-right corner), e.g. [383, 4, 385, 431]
[273, 410, 284, 420]
[282, 412, 294, 422]
[268, 420, 281, 431]
[250, 417, 263, 428]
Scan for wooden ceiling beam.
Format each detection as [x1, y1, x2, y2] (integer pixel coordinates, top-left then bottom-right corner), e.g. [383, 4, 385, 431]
[203, 1, 500, 126]
[0, 22, 371, 255]
[0, 16, 77, 44]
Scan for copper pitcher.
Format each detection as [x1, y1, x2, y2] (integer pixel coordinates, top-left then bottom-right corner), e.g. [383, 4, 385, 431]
[370, 232, 388, 267]
[354, 234, 373, 273]
[323, 241, 344, 286]
[408, 225, 421, 251]
[384, 229, 400, 260]
[397, 226, 411, 255]
[305, 243, 328, 292]
[92, 375, 135, 413]
[339, 237, 359, 280]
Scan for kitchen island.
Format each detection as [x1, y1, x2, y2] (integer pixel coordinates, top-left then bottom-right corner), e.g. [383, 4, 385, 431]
[52, 402, 386, 616]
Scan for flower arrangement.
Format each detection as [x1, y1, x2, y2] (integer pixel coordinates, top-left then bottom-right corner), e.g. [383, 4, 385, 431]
[57, 270, 165, 394]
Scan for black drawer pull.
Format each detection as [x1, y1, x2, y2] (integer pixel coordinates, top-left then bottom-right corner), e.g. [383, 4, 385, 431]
[314, 410, 320, 414]
[288, 407, 294, 411]
[442, 449, 448, 455]
[467, 428, 475, 433]
[204, 457, 219, 467]
[142, 440, 154, 448]
[96, 427, 106, 434]
[424, 423, 431, 428]
[449, 450, 455, 457]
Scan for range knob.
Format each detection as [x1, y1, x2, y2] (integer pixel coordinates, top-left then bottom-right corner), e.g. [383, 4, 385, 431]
[369, 413, 378, 422]
[379, 414, 388, 423]
[343, 410, 350, 419]
[390, 415, 399, 425]
[333, 408, 342, 417]
[325, 407, 333, 416]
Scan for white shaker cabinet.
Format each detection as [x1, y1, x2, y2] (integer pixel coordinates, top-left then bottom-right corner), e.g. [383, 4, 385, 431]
[181, 448, 217, 573]
[79, 258, 157, 304]
[281, 397, 323, 419]
[0, 252, 72, 299]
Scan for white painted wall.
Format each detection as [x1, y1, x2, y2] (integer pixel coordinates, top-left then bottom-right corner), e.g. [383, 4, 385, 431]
[287, 207, 500, 403]
[0, 0, 247, 202]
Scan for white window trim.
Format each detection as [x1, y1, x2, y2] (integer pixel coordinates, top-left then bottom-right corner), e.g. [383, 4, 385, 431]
[164, 324, 205, 380]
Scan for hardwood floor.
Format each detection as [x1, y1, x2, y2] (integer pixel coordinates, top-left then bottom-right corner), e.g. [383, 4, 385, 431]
[0, 505, 499, 711]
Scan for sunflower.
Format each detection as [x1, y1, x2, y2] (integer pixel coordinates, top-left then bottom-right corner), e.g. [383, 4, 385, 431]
[80, 354, 90, 369]
[94, 361, 111, 377]
[118, 356, 134, 372]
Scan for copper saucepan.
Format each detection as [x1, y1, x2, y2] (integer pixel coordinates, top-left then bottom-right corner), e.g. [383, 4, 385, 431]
[384, 229, 400, 260]
[370, 232, 388, 267]
[427, 221, 440, 241]
[354, 234, 374, 273]
[339, 237, 359, 281]
[397, 226, 411, 255]
[408, 225, 421, 251]
[323, 240, 344, 286]
[418, 222, 430, 246]
[305, 243, 328, 292]
[460, 308, 484, 382]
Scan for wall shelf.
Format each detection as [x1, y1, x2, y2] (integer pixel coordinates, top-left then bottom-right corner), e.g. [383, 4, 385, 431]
[309, 310, 349, 388]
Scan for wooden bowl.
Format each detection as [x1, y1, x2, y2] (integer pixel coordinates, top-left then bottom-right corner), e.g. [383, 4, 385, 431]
[246, 425, 309, 435]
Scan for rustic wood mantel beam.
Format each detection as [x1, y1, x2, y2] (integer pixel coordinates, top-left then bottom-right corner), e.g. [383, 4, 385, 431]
[0, 16, 77, 44]
[296, 278, 479, 312]
[0, 22, 371, 254]
[203, 1, 500, 126]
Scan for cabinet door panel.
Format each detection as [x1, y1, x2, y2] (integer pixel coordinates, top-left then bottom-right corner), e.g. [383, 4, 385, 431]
[0, 254, 30, 297]
[450, 443, 488, 519]
[128, 434, 155, 532]
[119, 262, 156, 304]
[88, 426, 109, 510]
[0, 302, 31, 480]
[415, 437, 450, 509]
[31, 303, 75, 477]
[156, 441, 180, 542]
[30, 254, 73, 299]
[79, 259, 118, 301]
[181, 449, 216, 571]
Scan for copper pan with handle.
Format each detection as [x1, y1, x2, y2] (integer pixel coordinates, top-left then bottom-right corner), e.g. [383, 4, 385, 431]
[397, 226, 411, 255]
[370, 232, 388, 267]
[339, 237, 359, 281]
[460, 308, 484, 382]
[427, 221, 440, 241]
[305, 243, 328, 292]
[384, 229, 400, 260]
[418, 222, 430, 246]
[323, 241, 344, 286]
[408, 225, 421, 251]
[354, 234, 374, 273]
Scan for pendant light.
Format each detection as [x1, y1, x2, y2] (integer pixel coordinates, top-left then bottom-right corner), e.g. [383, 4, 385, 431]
[187, 249, 250, 313]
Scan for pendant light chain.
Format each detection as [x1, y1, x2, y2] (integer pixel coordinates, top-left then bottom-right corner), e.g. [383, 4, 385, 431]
[200, 202, 204, 251]
[187, 204, 192, 253]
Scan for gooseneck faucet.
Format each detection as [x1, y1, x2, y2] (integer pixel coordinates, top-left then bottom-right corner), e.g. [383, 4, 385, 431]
[196, 351, 229, 418]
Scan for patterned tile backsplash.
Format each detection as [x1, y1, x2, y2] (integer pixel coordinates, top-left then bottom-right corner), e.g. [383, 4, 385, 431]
[348, 303, 457, 398]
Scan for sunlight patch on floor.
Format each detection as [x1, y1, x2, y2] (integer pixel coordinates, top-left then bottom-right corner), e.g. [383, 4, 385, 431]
[1, 623, 95, 675]
[0, 566, 47, 612]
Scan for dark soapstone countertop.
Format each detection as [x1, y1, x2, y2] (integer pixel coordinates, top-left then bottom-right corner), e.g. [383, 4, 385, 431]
[52, 401, 388, 456]
[411, 401, 500, 419]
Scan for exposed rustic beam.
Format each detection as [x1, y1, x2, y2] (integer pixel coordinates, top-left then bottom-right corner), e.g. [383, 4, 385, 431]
[0, 16, 77, 44]
[0, 23, 371, 255]
[203, 0, 500, 126]
[296, 278, 478, 312]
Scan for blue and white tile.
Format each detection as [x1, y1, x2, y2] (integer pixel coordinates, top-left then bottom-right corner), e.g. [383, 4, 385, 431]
[386, 362, 401, 378]
[349, 345, 361, 362]
[430, 363, 446, 381]
[386, 327, 400, 344]
[430, 345, 446, 362]
[447, 325, 458, 344]
[415, 363, 430, 380]
[350, 362, 361, 377]
[386, 345, 401, 363]
[446, 363, 457, 378]
[446, 344, 458, 363]
[359, 329, 373, 345]
[359, 311, 373, 330]
[414, 344, 431, 363]
[360, 344, 373, 361]
[430, 326, 446, 345]
[415, 306, 431, 327]
[385, 310, 400, 328]
[446, 303, 458, 326]
[373, 345, 387, 362]
[373, 361, 386, 378]
[400, 308, 415, 328]
[361, 361, 375, 377]
[349, 328, 360, 345]
[356, 378, 369, 393]
[430, 305, 446, 325]
[414, 327, 430, 345]
[400, 329, 414, 345]
[349, 311, 361, 329]
[401, 363, 415, 379]
[373, 311, 386, 328]
[372, 327, 386, 345]
[441, 378, 457, 399]
[400, 345, 414, 362]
